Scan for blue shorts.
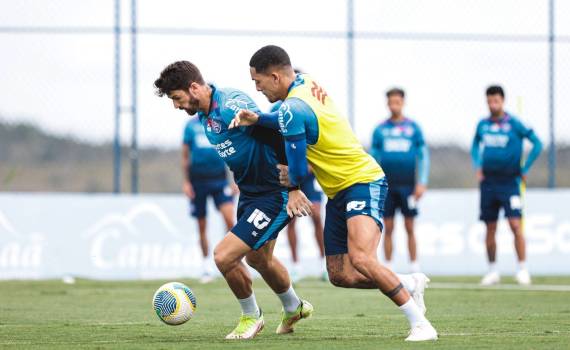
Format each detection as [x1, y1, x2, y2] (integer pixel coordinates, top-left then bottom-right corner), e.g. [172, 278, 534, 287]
[232, 190, 291, 250]
[480, 179, 523, 222]
[189, 180, 233, 218]
[324, 177, 388, 256]
[384, 185, 418, 218]
[301, 174, 323, 203]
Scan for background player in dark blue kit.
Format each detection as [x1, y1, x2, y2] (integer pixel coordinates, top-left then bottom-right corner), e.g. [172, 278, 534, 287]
[182, 117, 236, 283]
[471, 85, 542, 286]
[155, 61, 314, 340]
[371, 88, 429, 273]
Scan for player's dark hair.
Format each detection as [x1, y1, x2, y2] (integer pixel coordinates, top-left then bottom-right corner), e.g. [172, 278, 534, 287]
[154, 61, 205, 97]
[486, 85, 505, 98]
[249, 45, 292, 73]
[386, 87, 405, 99]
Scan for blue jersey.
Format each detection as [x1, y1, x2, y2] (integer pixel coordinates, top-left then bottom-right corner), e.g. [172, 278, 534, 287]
[471, 113, 542, 183]
[183, 117, 226, 181]
[371, 118, 429, 187]
[197, 84, 284, 194]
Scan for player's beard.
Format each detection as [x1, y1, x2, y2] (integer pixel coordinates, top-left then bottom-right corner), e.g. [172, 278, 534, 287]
[184, 99, 200, 115]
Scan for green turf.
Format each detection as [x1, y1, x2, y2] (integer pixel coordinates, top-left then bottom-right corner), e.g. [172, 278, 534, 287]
[1, 277, 569, 349]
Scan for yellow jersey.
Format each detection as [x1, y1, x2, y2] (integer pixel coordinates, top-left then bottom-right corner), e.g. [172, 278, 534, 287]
[282, 74, 384, 198]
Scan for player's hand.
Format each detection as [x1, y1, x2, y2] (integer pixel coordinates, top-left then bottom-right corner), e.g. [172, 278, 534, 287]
[287, 190, 312, 218]
[183, 181, 195, 199]
[229, 109, 260, 129]
[521, 174, 528, 184]
[277, 164, 291, 187]
[476, 169, 484, 183]
[414, 184, 427, 201]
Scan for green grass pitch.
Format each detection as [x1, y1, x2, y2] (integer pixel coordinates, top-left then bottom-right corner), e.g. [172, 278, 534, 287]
[1, 277, 569, 349]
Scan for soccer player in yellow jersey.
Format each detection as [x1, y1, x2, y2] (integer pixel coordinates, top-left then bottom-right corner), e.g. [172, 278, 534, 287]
[231, 45, 438, 342]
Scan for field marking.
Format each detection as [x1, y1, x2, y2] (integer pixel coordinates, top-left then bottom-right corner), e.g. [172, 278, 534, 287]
[0, 321, 151, 328]
[429, 282, 570, 292]
[0, 330, 568, 346]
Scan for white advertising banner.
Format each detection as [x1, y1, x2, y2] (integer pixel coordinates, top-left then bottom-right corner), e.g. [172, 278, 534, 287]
[0, 190, 568, 280]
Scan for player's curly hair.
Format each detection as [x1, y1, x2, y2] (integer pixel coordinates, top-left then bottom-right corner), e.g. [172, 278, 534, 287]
[249, 45, 291, 73]
[154, 61, 205, 97]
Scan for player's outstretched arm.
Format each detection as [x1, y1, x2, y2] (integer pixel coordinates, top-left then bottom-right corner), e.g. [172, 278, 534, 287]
[230, 110, 281, 130]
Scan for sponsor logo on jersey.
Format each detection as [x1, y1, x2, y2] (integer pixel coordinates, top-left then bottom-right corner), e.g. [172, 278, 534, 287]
[483, 134, 509, 148]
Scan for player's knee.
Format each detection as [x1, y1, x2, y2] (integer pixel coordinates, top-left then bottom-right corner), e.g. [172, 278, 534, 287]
[327, 271, 352, 288]
[348, 252, 372, 272]
[213, 247, 232, 273]
[245, 254, 269, 272]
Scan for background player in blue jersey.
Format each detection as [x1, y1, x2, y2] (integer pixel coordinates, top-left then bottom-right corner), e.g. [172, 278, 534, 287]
[371, 88, 429, 273]
[182, 117, 236, 283]
[271, 99, 326, 282]
[471, 85, 542, 286]
[155, 61, 314, 339]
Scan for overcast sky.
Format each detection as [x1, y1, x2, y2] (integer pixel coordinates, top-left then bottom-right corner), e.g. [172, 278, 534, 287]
[1, 0, 569, 149]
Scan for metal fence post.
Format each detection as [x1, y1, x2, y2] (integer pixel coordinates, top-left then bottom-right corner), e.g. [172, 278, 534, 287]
[131, 0, 139, 194]
[113, 0, 121, 193]
[347, 0, 355, 127]
[548, 0, 556, 188]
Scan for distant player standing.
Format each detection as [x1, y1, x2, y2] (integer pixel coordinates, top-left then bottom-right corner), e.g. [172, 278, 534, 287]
[232, 45, 438, 342]
[155, 61, 314, 339]
[471, 85, 542, 286]
[182, 117, 236, 283]
[371, 88, 429, 273]
[271, 100, 327, 282]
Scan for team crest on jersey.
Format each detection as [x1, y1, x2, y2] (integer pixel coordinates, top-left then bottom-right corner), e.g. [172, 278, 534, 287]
[501, 123, 511, 132]
[207, 118, 222, 133]
[404, 126, 414, 137]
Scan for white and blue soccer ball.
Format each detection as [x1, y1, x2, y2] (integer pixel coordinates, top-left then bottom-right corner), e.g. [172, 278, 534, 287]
[152, 282, 197, 325]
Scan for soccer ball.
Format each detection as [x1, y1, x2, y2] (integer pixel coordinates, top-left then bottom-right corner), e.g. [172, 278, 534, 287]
[152, 282, 197, 325]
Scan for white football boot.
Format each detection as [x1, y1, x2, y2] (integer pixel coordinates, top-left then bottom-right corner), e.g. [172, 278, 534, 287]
[515, 269, 531, 286]
[480, 271, 500, 286]
[405, 321, 438, 342]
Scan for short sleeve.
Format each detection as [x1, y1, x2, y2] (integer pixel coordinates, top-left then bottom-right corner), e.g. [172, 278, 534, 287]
[183, 121, 194, 146]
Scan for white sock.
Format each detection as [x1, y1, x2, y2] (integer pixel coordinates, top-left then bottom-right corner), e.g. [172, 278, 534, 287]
[410, 261, 420, 273]
[202, 255, 211, 275]
[277, 285, 301, 313]
[397, 274, 417, 294]
[399, 298, 427, 328]
[238, 293, 260, 318]
[518, 261, 527, 271]
[489, 262, 497, 273]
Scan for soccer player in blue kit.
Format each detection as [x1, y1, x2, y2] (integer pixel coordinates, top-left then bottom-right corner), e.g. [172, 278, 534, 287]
[471, 85, 542, 286]
[371, 88, 429, 273]
[155, 61, 314, 339]
[182, 117, 236, 283]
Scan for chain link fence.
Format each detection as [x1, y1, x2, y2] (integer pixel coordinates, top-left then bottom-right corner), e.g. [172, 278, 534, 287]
[1, 0, 568, 192]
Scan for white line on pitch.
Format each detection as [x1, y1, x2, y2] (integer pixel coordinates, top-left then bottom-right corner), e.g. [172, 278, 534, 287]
[430, 282, 570, 292]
